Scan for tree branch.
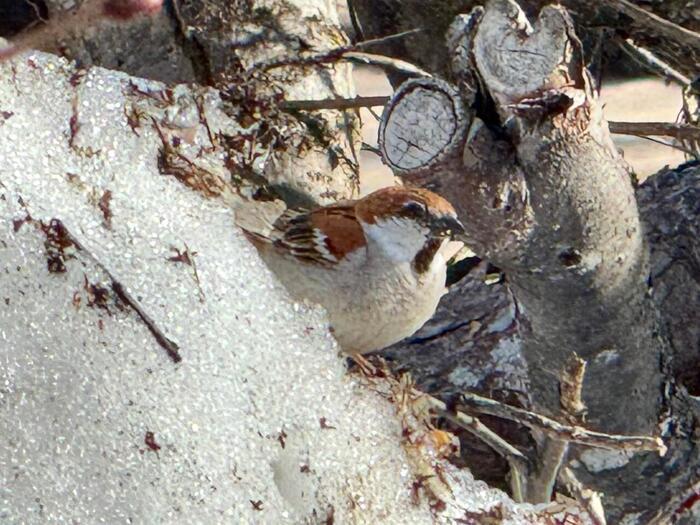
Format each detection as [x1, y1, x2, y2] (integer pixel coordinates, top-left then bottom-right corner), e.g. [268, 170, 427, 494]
[525, 354, 587, 502]
[280, 96, 390, 112]
[608, 121, 700, 142]
[342, 51, 431, 78]
[254, 28, 425, 72]
[559, 467, 607, 525]
[352, 354, 529, 501]
[602, 0, 700, 57]
[457, 392, 665, 455]
[422, 395, 528, 502]
[618, 39, 691, 87]
[280, 96, 700, 154]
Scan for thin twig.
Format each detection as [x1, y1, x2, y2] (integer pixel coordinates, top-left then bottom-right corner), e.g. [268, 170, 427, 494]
[422, 394, 528, 503]
[360, 142, 382, 155]
[618, 39, 690, 87]
[610, 121, 700, 157]
[559, 467, 607, 525]
[636, 135, 697, 156]
[111, 282, 182, 362]
[342, 52, 431, 78]
[280, 91, 700, 151]
[609, 121, 700, 142]
[254, 28, 424, 72]
[280, 96, 390, 112]
[60, 222, 182, 363]
[26, 0, 48, 23]
[367, 106, 383, 121]
[346, 0, 365, 42]
[458, 391, 666, 455]
[282, 94, 698, 141]
[587, 28, 607, 95]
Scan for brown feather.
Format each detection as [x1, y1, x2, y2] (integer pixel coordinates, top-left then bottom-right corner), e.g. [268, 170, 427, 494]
[354, 186, 456, 224]
[241, 186, 456, 268]
[245, 202, 366, 267]
[306, 204, 366, 261]
[413, 238, 444, 274]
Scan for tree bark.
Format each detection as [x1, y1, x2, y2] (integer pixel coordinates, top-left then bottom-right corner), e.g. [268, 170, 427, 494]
[350, 0, 700, 83]
[381, 0, 663, 431]
[373, 0, 700, 521]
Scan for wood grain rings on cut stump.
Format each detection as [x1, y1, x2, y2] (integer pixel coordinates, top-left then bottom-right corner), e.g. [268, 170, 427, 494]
[378, 78, 471, 175]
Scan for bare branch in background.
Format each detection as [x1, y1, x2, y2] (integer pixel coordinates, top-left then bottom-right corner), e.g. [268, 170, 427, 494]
[342, 52, 431, 78]
[618, 39, 691, 87]
[280, 96, 390, 112]
[602, 0, 700, 75]
[255, 28, 425, 72]
[280, 96, 700, 158]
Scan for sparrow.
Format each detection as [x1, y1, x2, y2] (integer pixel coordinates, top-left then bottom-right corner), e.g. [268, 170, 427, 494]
[239, 186, 464, 354]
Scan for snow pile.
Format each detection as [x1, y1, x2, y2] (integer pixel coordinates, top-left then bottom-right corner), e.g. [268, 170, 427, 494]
[0, 52, 547, 523]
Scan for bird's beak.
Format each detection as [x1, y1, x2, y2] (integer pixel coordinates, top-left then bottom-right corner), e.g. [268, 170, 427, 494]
[430, 215, 465, 239]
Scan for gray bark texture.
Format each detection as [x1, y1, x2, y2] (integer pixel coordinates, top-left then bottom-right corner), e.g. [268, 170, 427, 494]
[371, 0, 700, 522]
[350, 0, 700, 82]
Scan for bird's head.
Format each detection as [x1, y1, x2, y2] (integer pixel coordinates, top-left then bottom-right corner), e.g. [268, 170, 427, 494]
[355, 186, 464, 267]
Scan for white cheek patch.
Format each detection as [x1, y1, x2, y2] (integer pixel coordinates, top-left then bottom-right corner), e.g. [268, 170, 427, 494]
[364, 219, 430, 262]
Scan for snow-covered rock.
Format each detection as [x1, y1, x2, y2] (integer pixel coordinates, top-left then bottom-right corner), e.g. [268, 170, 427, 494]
[0, 52, 437, 524]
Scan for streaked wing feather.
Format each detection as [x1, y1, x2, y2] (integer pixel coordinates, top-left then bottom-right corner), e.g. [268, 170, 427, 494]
[274, 203, 366, 267]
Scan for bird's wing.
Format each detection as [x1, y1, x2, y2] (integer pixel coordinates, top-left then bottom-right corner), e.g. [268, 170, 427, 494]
[243, 202, 367, 267]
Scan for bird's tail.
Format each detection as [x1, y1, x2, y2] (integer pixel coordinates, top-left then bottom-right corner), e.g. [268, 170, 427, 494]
[233, 199, 288, 243]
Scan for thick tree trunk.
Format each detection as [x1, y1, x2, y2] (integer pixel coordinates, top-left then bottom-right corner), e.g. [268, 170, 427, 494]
[380, 1, 663, 430]
[372, 0, 700, 522]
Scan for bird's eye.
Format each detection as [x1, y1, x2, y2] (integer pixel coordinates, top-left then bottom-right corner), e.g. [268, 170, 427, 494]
[402, 201, 426, 217]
